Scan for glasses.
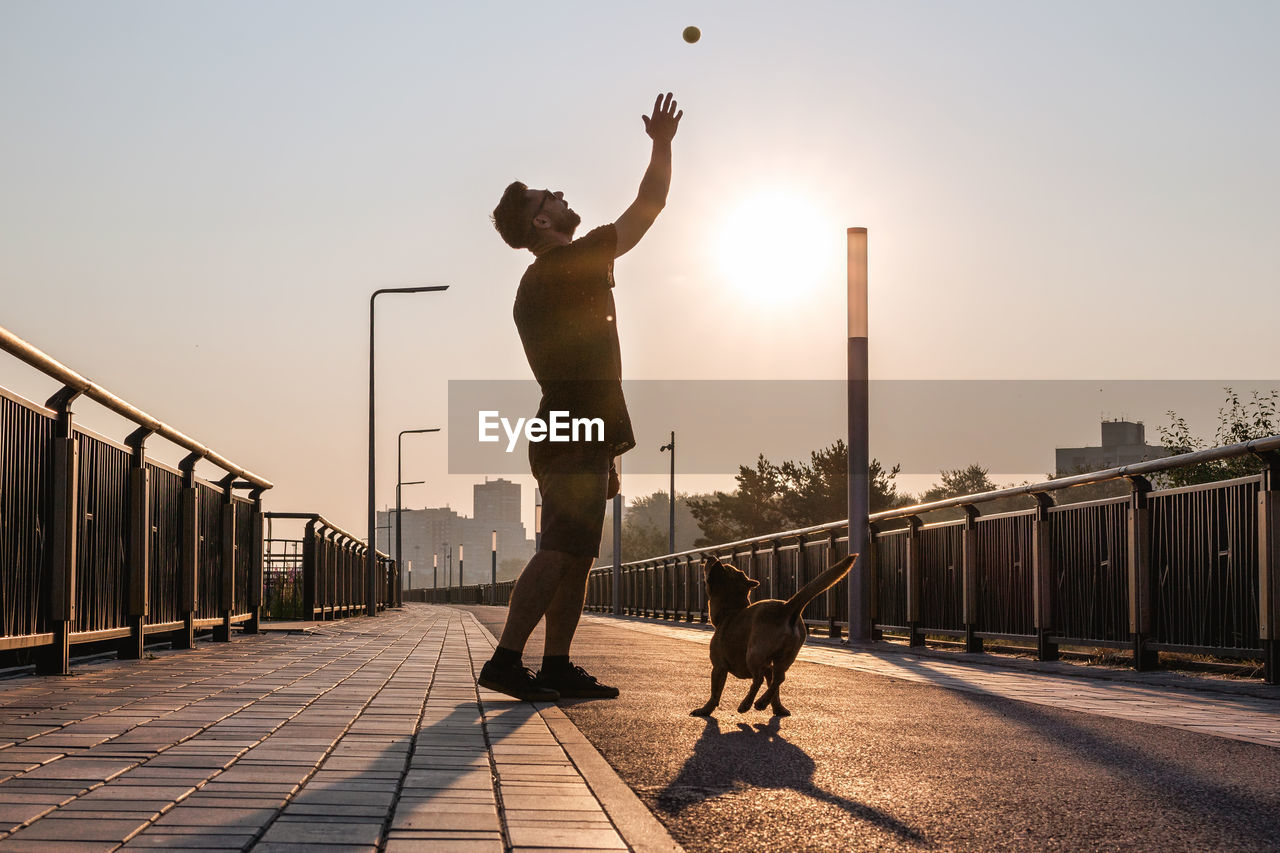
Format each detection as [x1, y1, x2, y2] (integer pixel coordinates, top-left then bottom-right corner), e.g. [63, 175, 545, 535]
[530, 190, 554, 225]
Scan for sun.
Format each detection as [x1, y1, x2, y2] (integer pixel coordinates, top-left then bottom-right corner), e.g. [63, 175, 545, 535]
[713, 190, 836, 303]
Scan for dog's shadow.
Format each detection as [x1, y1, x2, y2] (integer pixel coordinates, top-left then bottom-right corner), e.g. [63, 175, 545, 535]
[657, 716, 928, 846]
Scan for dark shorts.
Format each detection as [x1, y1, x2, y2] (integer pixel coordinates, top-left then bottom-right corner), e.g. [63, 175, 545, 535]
[530, 441, 612, 559]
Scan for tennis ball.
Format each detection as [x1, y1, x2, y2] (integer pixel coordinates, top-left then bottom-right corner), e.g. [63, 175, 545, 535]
[683, 25, 701, 44]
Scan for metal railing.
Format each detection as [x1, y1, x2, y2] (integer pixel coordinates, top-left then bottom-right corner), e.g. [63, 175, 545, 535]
[583, 434, 1280, 684]
[0, 324, 272, 674]
[263, 514, 395, 621]
[407, 580, 515, 607]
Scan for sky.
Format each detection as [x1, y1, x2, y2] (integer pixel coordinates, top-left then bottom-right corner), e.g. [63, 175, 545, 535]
[3, 1, 1278, 542]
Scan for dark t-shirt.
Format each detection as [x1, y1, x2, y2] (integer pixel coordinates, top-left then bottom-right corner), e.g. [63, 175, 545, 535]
[513, 224, 635, 457]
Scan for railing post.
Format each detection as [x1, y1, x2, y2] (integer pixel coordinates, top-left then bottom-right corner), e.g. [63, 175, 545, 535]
[747, 544, 758, 600]
[673, 558, 679, 620]
[120, 427, 153, 660]
[767, 540, 781, 606]
[642, 563, 649, 617]
[326, 529, 338, 618]
[905, 516, 923, 647]
[302, 519, 318, 619]
[660, 559, 668, 619]
[246, 489, 265, 634]
[1126, 476, 1158, 671]
[1257, 457, 1279, 685]
[701, 555, 711, 622]
[820, 532, 839, 639]
[865, 526, 883, 642]
[38, 389, 80, 675]
[668, 557, 677, 619]
[962, 505, 982, 653]
[649, 562, 657, 618]
[350, 540, 360, 613]
[175, 454, 200, 649]
[213, 475, 236, 642]
[1031, 492, 1058, 662]
[685, 556, 696, 622]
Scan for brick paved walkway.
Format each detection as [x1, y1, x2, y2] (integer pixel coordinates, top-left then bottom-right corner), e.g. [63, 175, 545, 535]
[0, 606, 677, 852]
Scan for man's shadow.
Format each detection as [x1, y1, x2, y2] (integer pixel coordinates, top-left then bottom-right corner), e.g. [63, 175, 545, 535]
[657, 716, 928, 846]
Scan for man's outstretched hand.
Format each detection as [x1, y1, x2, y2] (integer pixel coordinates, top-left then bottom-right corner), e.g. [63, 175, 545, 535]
[642, 92, 682, 143]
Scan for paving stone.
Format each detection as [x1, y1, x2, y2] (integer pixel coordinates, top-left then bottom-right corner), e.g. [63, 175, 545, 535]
[7, 815, 152, 842]
[390, 806, 500, 831]
[384, 840, 502, 853]
[121, 831, 255, 849]
[252, 840, 376, 845]
[0, 839, 121, 852]
[260, 817, 382, 845]
[153, 805, 277, 827]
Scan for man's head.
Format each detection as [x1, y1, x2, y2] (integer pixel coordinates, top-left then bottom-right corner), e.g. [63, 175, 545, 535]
[492, 181, 581, 250]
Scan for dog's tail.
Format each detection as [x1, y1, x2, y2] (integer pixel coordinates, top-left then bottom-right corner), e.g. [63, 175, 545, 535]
[782, 554, 858, 622]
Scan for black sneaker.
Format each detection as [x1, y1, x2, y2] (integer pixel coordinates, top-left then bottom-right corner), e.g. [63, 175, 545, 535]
[535, 664, 620, 699]
[478, 660, 560, 702]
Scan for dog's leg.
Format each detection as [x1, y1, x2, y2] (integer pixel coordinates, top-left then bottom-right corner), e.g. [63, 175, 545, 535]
[756, 668, 790, 716]
[737, 673, 765, 714]
[753, 670, 778, 711]
[691, 666, 728, 717]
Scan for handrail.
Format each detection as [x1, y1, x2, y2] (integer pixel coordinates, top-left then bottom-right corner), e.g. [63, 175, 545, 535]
[0, 323, 272, 490]
[869, 432, 1280, 522]
[264, 512, 391, 558]
[592, 431, 1280, 568]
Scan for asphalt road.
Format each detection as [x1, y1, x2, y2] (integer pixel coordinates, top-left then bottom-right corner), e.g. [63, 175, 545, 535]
[460, 605, 1280, 853]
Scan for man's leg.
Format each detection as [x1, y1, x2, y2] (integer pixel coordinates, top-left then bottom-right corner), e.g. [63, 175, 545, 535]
[542, 554, 594, 656]
[534, 552, 618, 698]
[479, 551, 583, 703]
[497, 549, 584, 653]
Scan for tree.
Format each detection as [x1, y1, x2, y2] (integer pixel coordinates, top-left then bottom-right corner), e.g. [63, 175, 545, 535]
[618, 518, 668, 563]
[688, 454, 789, 546]
[1155, 387, 1279, 488]
[688, 441, 911, 546]
[597, 491, 712, 565]
[920, 464, 997, 503]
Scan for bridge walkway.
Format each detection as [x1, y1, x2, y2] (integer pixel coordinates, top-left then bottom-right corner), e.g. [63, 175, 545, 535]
[0, 604, 1276, 852]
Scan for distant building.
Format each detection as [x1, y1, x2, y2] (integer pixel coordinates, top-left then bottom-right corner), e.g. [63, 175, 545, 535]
[1055, 420, 1170, 476]
[474, 478, 521, 524]
[377, 480, 534, 590]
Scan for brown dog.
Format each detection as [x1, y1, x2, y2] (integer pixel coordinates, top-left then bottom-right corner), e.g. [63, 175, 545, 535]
[692, 552, 858, 718]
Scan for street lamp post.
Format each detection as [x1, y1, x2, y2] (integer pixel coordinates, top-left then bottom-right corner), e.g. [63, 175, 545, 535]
[368, 285, 448, 617]
[490, 529, 497, 605]
[397, 428, 440, 607]
[659, 431, 676, 555]
[395, 478, 424, 606]
[432, 553, 438, 598]
[847, 227, 870, 641]
[458, 544, 464, 594]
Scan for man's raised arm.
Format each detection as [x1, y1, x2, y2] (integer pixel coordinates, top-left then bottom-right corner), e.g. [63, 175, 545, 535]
[614, 92, 682, 258]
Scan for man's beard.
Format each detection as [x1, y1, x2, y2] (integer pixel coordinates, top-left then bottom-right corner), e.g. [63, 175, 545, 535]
[559, 208, 582, 239]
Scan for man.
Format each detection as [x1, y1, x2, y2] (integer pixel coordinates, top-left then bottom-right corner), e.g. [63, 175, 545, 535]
[482, 92, 683, 701]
